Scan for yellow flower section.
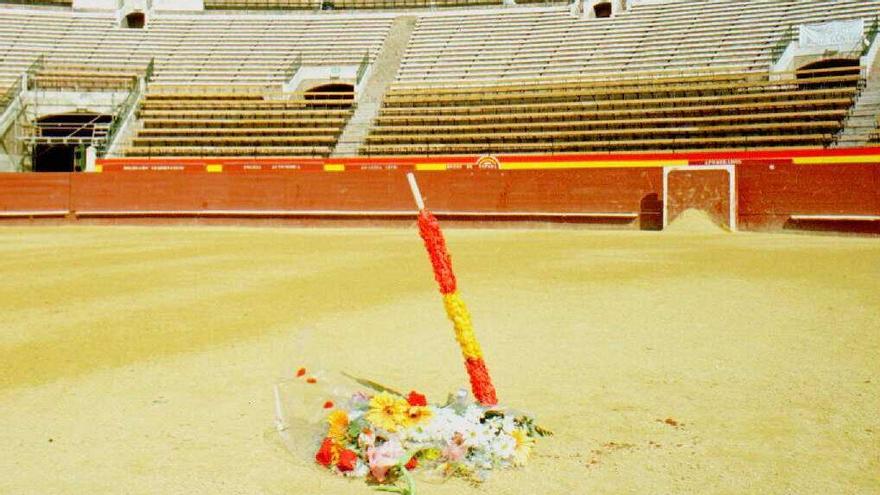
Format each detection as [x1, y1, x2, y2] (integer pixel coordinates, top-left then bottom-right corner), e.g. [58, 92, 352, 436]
[401, 405, 434, 429]
[365, 392, 408, 432]
[442, 292, 483, 361]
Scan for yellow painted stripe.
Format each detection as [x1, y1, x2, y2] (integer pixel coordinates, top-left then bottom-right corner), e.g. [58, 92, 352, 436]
[499, 160, 686, 170]
[93, 165, 103, 173]
[792, 155, 880, 165]
[206, 164, 223, 173]
[415, 163, 448, 171]
[324, 164, 345, 172]
[442, 292, 483, 360]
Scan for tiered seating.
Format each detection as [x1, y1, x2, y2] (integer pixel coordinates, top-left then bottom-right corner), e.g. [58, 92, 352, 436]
[205, 0, 319, 8]
[204, 0, 523, 9]
[0, 7, 391, 89]
[397, 0, 880, 83]
[363, 67, 861, 154]
[0, 1, 71, 6]
[124, 86, 354, 157]
[30, 64, 139, 91]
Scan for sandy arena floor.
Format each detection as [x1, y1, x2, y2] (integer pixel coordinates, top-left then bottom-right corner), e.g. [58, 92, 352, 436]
[0, 225, 878, 494]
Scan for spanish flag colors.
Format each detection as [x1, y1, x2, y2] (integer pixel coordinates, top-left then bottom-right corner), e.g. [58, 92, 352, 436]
[417, 209, 498, 406]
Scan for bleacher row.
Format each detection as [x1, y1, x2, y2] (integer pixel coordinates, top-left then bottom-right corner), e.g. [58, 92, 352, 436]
[203, 0, 549, 9]
[1, 0, 558, 10]
[364, 67, 862, 154]
[125, 87, 354, 157]
[0, 7, 392, 92]
[397, 0, 880, 83]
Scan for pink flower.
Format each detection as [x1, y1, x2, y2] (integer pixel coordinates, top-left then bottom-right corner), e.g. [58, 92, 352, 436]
[441, 440, 467, 462]
[366, 438, 404, 482]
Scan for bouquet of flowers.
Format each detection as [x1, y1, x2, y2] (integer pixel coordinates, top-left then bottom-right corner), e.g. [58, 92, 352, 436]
[307, 375, 550, 494]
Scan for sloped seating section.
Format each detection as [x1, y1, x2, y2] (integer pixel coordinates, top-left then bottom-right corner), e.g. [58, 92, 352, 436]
[363, 68, 862, 155]
[397, 0, 880, 83]
[30, 64, 140, 91]
[203, 0, 539, 9]
[0, 7, 391, 89]
[0, 0, 71, 6]
[125, 86, 355, 157]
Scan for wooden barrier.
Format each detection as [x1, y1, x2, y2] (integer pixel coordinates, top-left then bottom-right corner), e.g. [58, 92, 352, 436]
[0, 148, 878, 233]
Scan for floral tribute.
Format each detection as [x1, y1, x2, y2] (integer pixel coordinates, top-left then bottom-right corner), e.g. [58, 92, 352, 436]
[310, 378, 550, 494]
[291, 176, 551, 494]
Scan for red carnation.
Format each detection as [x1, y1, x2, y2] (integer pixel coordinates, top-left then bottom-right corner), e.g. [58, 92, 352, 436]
[296, 367, 306, 378]
[315, 438, 335, 467]
[407, 391, 427, 407]
[323, 401, 334, 409]
[405, 456, 418, 471]
[337, 449, 358, 472]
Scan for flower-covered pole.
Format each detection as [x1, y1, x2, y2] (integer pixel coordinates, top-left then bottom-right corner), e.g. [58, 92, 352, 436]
[406, 173, 498, 406]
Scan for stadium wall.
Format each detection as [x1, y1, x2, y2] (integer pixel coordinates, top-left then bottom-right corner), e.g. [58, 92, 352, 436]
[1, 148, 878, 233]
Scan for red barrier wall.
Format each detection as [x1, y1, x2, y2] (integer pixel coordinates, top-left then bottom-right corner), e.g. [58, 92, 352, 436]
[2, 148, 879, 233]
[65, 168, 662, 216]
[737, 162, 880, 231]
[0, 173, 70, 212]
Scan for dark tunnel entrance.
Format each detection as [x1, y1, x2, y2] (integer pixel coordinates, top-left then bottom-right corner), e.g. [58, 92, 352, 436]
[33, 113, 112, 172]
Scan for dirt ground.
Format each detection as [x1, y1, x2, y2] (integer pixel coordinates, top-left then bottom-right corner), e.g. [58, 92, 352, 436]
[0, 225, 878, 494]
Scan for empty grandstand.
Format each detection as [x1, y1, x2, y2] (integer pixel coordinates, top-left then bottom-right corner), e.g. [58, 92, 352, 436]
[0, 0, 877, 166]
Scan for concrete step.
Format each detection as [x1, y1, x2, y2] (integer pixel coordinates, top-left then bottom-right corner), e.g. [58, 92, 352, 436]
[332, 16, 417, 157]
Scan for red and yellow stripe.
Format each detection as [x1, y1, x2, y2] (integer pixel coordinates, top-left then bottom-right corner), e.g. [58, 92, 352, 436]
[417, 209, 498, 406]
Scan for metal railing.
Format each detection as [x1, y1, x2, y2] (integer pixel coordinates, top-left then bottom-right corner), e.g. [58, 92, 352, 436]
[356, 50, 370, 85]
[145, 57, 155, 82]
[0, 54, 44, 115]
[284, 54, 303, 81]
[863, 16, 879, 57]
[770, 25, 796, 65]
[97, 77, 143, 156]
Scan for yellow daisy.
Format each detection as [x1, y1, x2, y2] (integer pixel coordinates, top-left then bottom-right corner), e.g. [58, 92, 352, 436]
[365, 392, 408, 432]
[327, 410, 349, 444]
[400, 405, 434, 428]
[511, 429, 534, 466]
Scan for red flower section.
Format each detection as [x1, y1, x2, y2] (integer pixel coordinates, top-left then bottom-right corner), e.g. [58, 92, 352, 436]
[306, 377, 317, 384]
[315, 438, 335, 467]
[323, 401, 334, 409]
[296, 367, 306, 378]
[465, 357, 498, 406]
[405, 456, 418, 471]
[417, 210, 457, 295]
[337, 449, 358, 472]
[407, 391, 427, 407]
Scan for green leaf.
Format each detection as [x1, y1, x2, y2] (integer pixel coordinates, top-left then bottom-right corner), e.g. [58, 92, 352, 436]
[342, 372, 404, 397]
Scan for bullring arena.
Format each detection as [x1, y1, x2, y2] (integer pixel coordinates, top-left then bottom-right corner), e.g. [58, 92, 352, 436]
[0, 0, 879, 493]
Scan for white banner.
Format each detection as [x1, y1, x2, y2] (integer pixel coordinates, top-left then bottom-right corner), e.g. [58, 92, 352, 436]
[799, 19, 865, 49]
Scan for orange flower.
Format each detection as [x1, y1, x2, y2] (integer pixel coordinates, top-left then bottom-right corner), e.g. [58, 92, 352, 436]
[327, 410, 349, 444]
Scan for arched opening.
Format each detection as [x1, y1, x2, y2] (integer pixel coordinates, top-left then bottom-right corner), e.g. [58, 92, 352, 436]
[796, 58, 861, 89]
[123, 12, 146, 29]
[593, 1, 612, 18]
[33, 113, 112, 173]
[304, 83, 354, 109]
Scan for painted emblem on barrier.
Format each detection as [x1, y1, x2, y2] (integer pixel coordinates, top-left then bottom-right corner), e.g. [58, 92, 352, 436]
[475, 154, 501, 170]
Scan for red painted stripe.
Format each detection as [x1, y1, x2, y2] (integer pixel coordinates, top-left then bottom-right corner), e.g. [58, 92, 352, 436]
[96, 147, 880, 172]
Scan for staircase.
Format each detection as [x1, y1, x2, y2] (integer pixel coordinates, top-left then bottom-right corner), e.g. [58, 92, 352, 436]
[332, 15, 416, 157]
[834, 60, 880, 148]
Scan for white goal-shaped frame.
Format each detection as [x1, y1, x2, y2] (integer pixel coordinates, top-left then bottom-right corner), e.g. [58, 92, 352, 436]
[662, 165, 737, 232]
